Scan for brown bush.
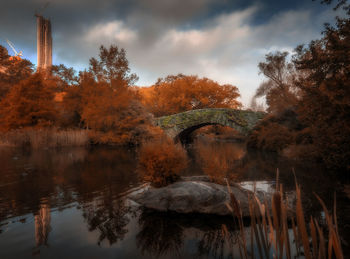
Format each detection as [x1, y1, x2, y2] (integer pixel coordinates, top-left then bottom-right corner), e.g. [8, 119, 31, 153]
[137, 137, 188, 187]
[246, 118, 295, 153]
[282, 144, 319, 162]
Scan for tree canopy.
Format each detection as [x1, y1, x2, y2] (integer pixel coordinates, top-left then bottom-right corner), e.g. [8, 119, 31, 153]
[0, 45, 33, 100]
[293, 17, 350, 171]
[89, 45, 138, 89]
[139, 74, 241, 117]
[0, 73, 57, 130]
[253, 51, 299, 114]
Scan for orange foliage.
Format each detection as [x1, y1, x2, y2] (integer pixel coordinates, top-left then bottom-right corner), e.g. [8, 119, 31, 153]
[139, 74, 241, 116]
[137, 137, 188, 187]
[0, 45, 33, 100]
[56, 45, 163, 146]
[0, 73, 57, 131]
[54, 92, 66, 102]
[60, 73, 162, 145]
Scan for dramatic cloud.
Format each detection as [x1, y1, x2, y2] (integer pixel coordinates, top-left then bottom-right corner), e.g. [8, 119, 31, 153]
[77, 6, 335, 105]
[0, 0, 340, 105]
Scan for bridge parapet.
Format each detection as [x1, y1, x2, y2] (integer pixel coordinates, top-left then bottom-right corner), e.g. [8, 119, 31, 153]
[155, 108, 265, 140]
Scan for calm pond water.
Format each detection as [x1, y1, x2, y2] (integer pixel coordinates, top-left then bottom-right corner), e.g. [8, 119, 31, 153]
[0, 140, 349, 258]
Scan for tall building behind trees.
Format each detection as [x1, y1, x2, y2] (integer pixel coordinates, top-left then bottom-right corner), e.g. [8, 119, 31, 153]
[36, 15, 52, 70]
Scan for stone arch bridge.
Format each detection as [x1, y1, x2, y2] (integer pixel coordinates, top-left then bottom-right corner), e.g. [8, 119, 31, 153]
[155, 108, 265, 143]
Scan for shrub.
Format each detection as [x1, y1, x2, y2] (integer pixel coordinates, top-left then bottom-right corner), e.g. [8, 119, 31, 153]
[137, 137, 188, 187]
[257, 122, 294, 152]
[246, 117, 295, 153]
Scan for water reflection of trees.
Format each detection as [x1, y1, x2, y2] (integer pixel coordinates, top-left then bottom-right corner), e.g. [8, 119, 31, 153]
[197, 227, 239, 259]
[137, 210, 184, 258]
[136, 209, 241, 258]
[0, 147, 138, 220]
[0, 146, 139, 246]
[82, 198, 131, 245]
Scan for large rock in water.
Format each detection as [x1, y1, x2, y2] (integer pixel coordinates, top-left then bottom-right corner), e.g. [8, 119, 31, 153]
[128, 179, 270, 217]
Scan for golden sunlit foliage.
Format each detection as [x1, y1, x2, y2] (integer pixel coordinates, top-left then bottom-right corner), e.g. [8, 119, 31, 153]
[139, 74, 241, 116]
[137, 137, 188, 187]
[0, 44, 163, 147]
[62, 72, 160, 146]
[82, 45, 153, 145]
[0, 73, 57, 130]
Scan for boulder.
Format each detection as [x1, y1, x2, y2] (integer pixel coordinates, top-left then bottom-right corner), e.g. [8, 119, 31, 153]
[128, 180, 274, 217]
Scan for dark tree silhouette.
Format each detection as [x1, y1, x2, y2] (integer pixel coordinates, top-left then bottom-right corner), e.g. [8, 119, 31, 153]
[253, 51, 299, 114]
[294, 16, 350, 172]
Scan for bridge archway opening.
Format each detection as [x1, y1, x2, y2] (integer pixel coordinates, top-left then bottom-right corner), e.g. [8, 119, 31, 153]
[175, 123, 241, 144]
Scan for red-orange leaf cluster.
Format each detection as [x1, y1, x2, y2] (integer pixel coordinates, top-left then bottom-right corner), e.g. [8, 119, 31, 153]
[138, 74, 241, 116]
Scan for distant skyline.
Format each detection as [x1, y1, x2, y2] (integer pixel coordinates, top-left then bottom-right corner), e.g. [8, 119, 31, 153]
[0, 0, 342, 106]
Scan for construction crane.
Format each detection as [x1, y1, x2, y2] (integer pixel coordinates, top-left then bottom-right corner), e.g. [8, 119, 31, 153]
[6, 39, 23, 58]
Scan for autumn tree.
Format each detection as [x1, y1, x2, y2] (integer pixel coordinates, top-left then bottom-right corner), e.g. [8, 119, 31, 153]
[253, 51, 299, 114]
[89, 45, 138, 89]
[50, 64, 79, 88]
[0, 73, 57, 130]
[62, 45, 160, 145]
[0, 45, 33, 100]
[140, 74, 241, 117]
[293, 16, 350, 172]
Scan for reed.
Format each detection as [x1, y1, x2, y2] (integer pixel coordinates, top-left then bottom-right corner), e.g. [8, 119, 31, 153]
[224, 173, 344, 259]
[0, 128, 89, 148]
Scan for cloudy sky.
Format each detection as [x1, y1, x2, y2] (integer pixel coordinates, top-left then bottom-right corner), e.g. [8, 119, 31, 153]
[0, 0, 341, 106]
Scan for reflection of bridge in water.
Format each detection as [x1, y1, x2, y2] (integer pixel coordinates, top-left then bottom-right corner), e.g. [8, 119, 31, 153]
[155, 108, 265, 143]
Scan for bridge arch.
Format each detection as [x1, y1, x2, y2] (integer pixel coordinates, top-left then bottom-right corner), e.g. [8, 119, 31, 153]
[155, 108, 265, 143]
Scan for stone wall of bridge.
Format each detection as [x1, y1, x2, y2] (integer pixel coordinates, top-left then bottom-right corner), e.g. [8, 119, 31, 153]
[155, 108, 265, 140]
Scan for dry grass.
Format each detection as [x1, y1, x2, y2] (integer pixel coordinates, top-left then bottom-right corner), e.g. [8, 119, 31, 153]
[0, 128, 89, 148]
[224, 172, 344, 259]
